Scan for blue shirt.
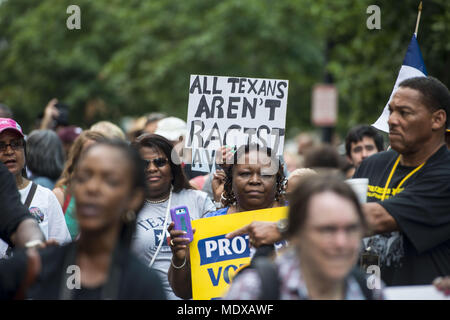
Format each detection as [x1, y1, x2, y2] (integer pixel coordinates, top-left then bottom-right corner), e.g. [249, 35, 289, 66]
[32, 176, 55, 190]
[204, 207, 229, 217]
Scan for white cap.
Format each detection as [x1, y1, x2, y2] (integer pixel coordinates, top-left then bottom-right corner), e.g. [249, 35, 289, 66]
[154, 117, 187, 142]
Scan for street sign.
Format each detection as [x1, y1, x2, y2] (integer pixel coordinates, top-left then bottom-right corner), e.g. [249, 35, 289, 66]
[311, 84, 338, 127]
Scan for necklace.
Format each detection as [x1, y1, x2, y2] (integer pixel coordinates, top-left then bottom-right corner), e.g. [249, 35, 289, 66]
[145, 194, 170, 204]
[145, 197, 169, 204]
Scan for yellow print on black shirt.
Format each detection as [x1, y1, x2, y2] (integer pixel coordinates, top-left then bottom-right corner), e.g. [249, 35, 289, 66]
[367, 185, 405, 200]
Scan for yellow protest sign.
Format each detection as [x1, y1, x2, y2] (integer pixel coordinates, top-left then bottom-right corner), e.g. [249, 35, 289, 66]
[190, 206, 288, 300]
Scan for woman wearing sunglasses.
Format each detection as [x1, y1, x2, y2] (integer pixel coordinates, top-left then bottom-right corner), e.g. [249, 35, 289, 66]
[131, 134, 215, 300]
[0, 118, 71, 258]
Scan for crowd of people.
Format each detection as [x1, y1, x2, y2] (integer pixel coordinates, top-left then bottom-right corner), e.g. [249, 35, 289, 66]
[0, 76, 449, 300]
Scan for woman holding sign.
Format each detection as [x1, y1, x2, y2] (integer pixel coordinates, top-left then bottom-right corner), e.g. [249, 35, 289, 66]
[168, 143, 286, 299]
[130, 134, 215, 300]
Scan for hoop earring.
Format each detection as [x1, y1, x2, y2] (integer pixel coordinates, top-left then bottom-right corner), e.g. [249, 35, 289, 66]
[221, 191, 236, 206]
[275, 178, 287, 202]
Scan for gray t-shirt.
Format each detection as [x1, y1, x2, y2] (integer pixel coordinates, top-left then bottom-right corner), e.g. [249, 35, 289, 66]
[131, 188, 215, 300]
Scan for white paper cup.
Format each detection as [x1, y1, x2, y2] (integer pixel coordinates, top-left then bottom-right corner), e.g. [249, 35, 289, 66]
[345, 178, 369, 204]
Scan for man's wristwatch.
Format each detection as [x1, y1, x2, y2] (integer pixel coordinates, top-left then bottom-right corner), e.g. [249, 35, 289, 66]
[276, 218, 288, 237]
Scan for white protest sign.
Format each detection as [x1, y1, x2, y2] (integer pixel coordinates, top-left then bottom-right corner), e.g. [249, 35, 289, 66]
[186, 75, 288, 172]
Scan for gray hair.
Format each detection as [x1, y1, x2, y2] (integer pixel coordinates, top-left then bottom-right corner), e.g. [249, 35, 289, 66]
[26, 130, 65, 180]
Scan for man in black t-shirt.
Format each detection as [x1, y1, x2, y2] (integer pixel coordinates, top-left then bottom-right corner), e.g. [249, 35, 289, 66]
[354, 76, 450, 286]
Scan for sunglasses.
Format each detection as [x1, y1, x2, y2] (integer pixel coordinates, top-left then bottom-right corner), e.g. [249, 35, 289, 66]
[0, 140, 24, 152]
[143, 157, 169, 168]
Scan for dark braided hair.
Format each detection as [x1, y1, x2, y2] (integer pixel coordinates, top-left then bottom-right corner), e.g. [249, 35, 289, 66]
[221, 144, 286, 208]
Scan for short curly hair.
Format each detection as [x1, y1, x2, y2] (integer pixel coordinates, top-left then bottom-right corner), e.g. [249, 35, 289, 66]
[221, 144, 286, 208]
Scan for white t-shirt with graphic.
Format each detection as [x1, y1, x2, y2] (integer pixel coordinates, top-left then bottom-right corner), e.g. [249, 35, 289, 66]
[131, 188, 215, 300]
[0, 182, 72, 258]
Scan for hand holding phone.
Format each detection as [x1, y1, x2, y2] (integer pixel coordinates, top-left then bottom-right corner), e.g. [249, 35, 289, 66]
[170, 206, 194, 243]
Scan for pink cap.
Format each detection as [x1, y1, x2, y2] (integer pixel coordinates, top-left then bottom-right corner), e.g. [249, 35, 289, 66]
[0, 118, 24, 137]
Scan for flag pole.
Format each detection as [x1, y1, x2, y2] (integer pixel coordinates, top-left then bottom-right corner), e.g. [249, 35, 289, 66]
[414, 1, 423, 37]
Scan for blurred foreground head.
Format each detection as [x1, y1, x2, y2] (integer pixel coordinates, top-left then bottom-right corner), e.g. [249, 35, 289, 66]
[74, 139, 147, 246]
[287, 175, 366, 282]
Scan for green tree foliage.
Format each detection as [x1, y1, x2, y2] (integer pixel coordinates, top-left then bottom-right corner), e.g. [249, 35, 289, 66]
[322, 0, 450, 133]
[0, 0, 448, 137]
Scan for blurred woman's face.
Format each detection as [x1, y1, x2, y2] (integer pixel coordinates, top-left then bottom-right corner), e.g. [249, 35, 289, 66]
[293, 191, 363, 283]
[74, 145, 138, 233]
[0, 130, 25, 177]
[139, 146, 172, 198]
[232, 150, 278, 211]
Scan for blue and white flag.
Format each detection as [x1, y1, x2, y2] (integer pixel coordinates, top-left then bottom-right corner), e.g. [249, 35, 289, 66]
[373, 34, 427, 133]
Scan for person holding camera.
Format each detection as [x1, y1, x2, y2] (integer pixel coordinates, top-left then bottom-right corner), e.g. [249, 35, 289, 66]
[40, 98, 69, 131]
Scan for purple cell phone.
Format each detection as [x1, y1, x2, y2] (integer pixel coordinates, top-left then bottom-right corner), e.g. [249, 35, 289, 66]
[170, 206, 193, 243]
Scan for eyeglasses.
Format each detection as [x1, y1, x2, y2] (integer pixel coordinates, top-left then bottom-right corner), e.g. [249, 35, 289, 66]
[143, 158, 169, 168]
[0, 140, 24, 152]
